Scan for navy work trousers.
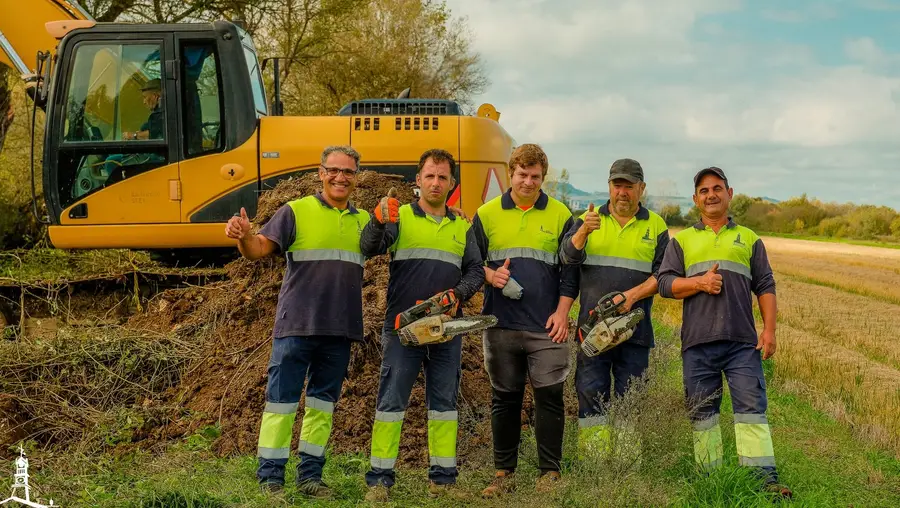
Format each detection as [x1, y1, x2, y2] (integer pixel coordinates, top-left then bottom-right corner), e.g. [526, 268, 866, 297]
[575, 342, 651, 418]
[256, 335, 351, 485]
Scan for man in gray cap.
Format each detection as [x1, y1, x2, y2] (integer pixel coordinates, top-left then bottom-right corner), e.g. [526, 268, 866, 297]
[560, 158, 670, 458]
[123, 78, 163, 140]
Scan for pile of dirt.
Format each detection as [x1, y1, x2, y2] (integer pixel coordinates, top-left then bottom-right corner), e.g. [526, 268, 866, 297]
[128, 171, 513, 467]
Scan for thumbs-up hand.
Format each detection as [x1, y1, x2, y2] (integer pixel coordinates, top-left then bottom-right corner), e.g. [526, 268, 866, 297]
[375, 187, 400, 224]
[581, 202, 601, 234]
[698, 262, 723, 295]
[225, 207, 252, 240]
[491, 258, 511, 289]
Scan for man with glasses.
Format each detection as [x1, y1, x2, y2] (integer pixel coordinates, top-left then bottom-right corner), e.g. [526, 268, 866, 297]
[225, 145, 370, 499]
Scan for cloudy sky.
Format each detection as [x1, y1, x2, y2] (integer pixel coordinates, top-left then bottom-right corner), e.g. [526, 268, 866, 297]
[445, 0, 900, 207]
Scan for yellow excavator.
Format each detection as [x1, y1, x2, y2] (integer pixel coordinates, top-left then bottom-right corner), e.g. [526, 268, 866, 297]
[0, 0, 515, 254]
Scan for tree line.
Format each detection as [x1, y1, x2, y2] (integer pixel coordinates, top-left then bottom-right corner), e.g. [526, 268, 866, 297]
[656, 195, 900, 243]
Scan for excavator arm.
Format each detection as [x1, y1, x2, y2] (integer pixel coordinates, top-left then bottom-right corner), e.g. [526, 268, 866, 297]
[0, 0, 92, 74]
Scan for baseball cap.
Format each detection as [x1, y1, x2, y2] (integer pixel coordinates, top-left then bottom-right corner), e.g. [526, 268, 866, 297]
[141, 78, 161, 91]
[608, 158, 644, 183]
[693, 166, 728, 188]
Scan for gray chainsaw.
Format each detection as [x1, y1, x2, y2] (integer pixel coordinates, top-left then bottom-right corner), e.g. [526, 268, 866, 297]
[578, 291, 645, 357]
[394, 289, 498, 346]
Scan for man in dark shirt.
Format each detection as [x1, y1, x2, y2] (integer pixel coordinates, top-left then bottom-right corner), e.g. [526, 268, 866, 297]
[560, 158, 669, 459]
[656, 166, 791, 500]
[360, 149, 484, 502]
[123, 78, 163, 140]
[225, 145, 369, 499]
[472, 144, 579, 497]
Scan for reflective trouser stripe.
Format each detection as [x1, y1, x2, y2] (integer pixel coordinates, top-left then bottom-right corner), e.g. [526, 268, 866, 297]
[734, 413, 776, 468]
[258, 411, 296, 460]
[692, 416, 723, 471]
[578, 422, 612, 457]
[428, 411, 458, 468]
[298, 397, 335, 458]
[370, 411, 405, 470]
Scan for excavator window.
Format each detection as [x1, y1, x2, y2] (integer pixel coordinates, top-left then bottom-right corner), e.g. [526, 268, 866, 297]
[238, 27, 267, 116]
[58, 41, 169, 206]
[180, 41, 224, 158]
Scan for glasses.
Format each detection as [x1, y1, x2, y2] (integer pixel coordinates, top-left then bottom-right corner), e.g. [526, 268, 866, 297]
[320, 165, 358, 178]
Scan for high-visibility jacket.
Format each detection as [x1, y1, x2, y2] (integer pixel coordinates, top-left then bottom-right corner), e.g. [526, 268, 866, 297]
[472, 189, 579, 331]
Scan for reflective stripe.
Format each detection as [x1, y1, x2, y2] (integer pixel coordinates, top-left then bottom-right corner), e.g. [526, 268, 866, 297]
[258, 412, 296, 450]
[686, 260, 751, 279]
[265, 402, 299, 414]
[298, 441, 325, 457]
[584, 255, 652, 273]
[693, 423, 723, 471]
[370, 457, 397, 469]
[428, 410, 458, 421]
[692, 414, 720, 432]
[578, 422, 612, 459]
[735, 421, 775, 465]
[290, 249, 365, 266]
[394, 248, 462, 269]
[430, 456, 457, 468]
[375, 411, 406, 422]
[488, 247, 557, 265]
[739, 455, 776, 468]
[579, 415, 609, 428]
[428, 418, 458, 462]
[371, 411, 405, 468]
[704, 458, 723, 469]
[734, 413, 768, 425]
[258, 446, 291, 460]
[306, 397, 335, 413]
[299, 400, 334, 452]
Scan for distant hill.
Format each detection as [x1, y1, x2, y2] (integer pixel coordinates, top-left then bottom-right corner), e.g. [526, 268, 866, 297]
[549, 183, 779, 212]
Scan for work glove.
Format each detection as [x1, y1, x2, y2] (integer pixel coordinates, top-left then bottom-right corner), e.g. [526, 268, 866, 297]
[375, 187, 400, 224]
[428, 288, 459, 316]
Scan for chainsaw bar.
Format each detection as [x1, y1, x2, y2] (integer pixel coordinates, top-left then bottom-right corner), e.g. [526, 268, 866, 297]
[441, 315, 499, 335]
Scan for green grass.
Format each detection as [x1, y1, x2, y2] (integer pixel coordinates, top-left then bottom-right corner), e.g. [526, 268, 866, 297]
[759, 231, 900, 249]
[19, 321, 900, 507]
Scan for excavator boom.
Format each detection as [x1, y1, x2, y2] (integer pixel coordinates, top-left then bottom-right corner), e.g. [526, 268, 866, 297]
[0, 0, 91, 74]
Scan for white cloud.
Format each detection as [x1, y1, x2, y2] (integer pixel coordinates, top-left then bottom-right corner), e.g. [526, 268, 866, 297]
[761, 5, 838, 23]
[446, 0, 900, 207]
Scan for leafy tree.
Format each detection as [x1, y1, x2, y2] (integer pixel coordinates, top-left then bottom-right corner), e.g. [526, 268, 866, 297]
[659, 203, 686, 227]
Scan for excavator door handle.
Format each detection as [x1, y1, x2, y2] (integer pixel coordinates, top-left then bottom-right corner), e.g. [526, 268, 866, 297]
[220, 164, 245, 181]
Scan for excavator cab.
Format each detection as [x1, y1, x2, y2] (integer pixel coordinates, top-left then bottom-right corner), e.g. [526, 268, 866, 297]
[38, 19, 265, 248]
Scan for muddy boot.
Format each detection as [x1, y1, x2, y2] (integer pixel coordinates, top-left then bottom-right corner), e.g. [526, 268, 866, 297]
[535, 471, 563, 493]
[365, 484, 390, 502]
[259, 481, 284, 494]
[481, 470, 516, 498]
[764, 482, 793, 501]
[296, 479, 332, 499]
[428, 481, 471, 501]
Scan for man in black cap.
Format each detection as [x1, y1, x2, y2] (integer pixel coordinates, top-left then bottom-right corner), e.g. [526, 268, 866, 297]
[560, 158, 669, 459]
[657, 166, 791, 499]
[123, 78, 163, 141]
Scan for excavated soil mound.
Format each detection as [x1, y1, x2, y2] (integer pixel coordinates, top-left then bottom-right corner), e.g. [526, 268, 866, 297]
[128, 171, 520, 468]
